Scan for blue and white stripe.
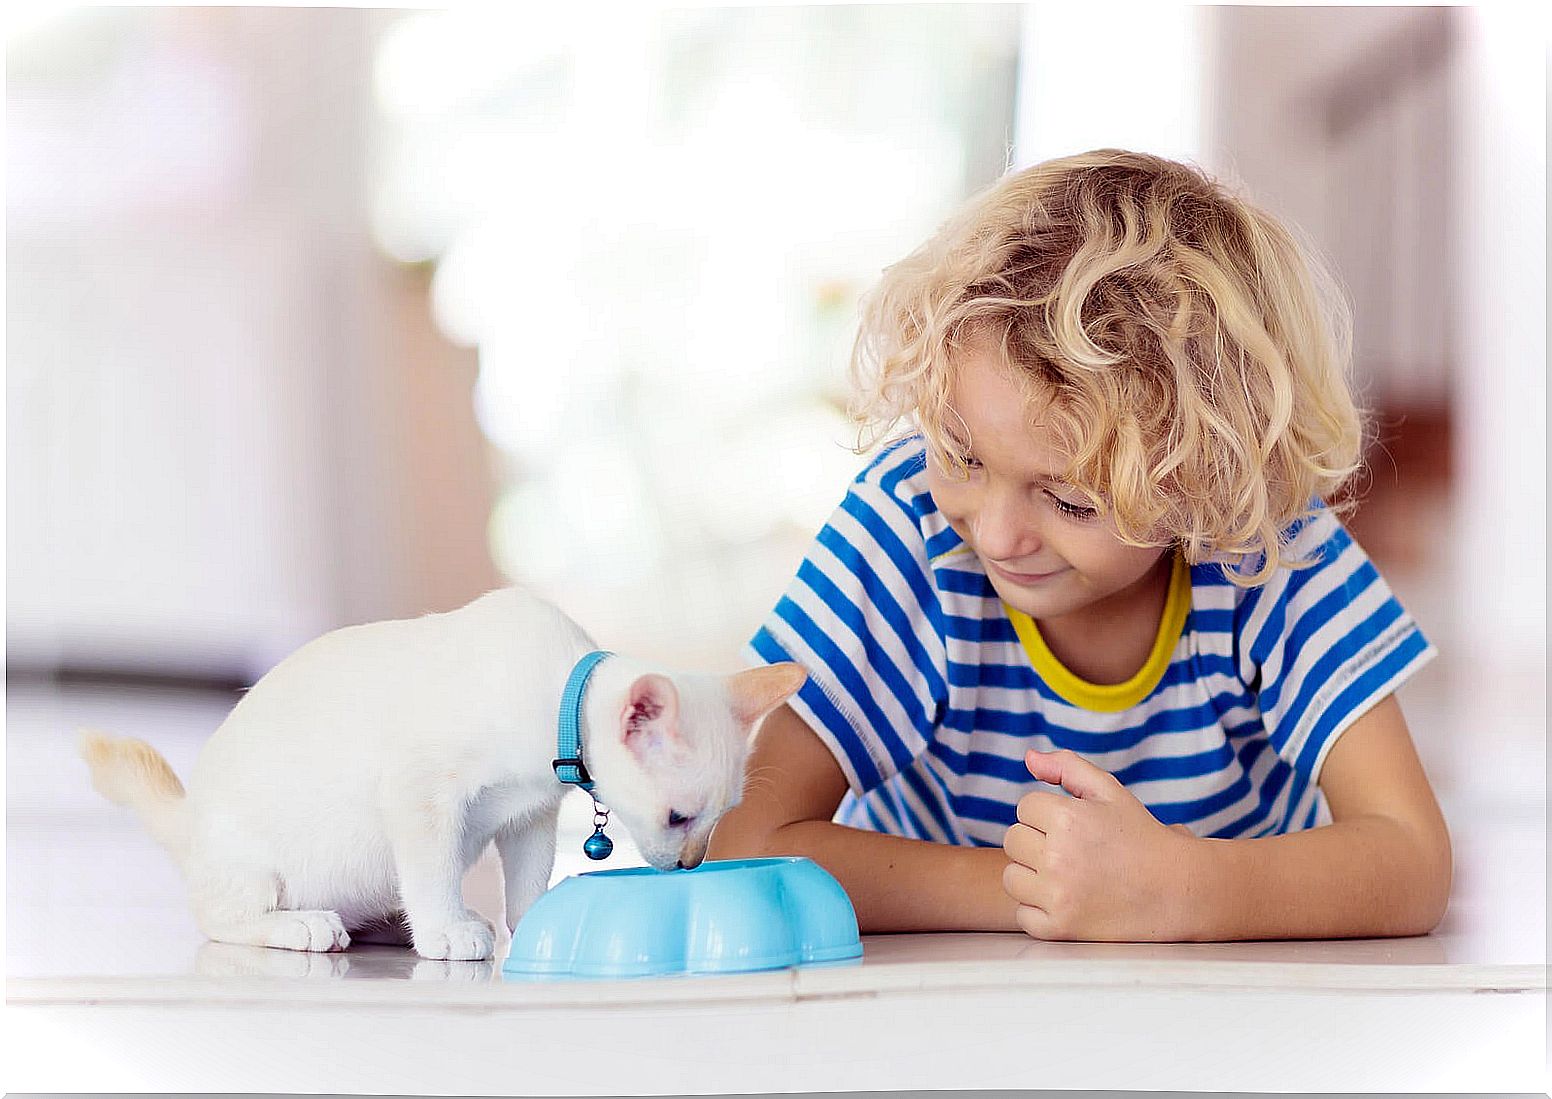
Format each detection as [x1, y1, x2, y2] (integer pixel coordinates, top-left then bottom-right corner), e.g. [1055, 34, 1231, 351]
[746, 435, 1436, 844]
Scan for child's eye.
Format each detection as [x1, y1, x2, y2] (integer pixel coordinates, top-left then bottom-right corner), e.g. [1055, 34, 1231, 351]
[938, 435, 980, 472]
[946, 445, 981, 470]
[1048, 492, 1098, 520]
[667, 810, 693, 828]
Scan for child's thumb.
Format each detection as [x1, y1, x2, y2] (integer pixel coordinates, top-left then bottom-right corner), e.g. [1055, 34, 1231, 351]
[1025, 748, 1117, 801]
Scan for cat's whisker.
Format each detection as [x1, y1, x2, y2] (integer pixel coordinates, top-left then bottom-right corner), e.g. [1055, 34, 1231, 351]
[741, 766, 783, 801]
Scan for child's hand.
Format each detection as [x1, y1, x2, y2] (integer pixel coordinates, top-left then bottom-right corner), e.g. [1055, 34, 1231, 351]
[1001, 749, 1201, 941]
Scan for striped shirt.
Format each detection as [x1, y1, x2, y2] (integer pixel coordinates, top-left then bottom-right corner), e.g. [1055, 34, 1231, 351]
[746, 435, 1436, 843]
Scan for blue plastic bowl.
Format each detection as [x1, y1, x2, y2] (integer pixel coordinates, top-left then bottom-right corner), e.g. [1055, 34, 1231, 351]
[503, 856, 862, 979]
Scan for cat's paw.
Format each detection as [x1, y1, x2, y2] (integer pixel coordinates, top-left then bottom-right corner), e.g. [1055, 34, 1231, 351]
[413, 918, 496, 961]
[266, 910, 351, 952]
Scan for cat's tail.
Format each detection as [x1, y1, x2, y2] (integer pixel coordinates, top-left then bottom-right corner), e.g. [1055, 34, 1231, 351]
[78, 730, 192, 867]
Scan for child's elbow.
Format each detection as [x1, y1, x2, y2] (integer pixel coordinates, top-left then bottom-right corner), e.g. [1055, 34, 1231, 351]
[1400, 818, 1454, 935]
[706, 805, 778, 862]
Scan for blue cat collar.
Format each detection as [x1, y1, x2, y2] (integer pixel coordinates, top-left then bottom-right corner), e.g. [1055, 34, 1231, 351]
[555, 650, 612, 791]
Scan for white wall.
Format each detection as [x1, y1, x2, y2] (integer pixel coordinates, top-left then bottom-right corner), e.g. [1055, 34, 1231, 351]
[6, 9, 398, 678]
[1446, 8, 1547, 672]
[1014, 2, 1206, 169]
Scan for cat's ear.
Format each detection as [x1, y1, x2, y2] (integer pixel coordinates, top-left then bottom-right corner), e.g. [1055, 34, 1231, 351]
[620, 674, 683, 761]
[727, 663, 807, 728]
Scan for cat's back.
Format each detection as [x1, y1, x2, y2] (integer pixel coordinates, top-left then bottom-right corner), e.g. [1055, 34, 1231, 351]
[196, 587, 592, 760]
[450, 585, 596, 665]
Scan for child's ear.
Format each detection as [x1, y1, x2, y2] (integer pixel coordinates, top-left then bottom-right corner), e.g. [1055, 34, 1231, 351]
[620, 674, 683, 761]
[727, 663, 807, 728]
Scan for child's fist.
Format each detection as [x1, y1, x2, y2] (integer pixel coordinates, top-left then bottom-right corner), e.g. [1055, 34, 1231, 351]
[1001, 749, 1201, 941]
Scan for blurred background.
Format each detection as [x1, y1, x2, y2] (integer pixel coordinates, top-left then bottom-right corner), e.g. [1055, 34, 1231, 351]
[7, 4, 1545, 975]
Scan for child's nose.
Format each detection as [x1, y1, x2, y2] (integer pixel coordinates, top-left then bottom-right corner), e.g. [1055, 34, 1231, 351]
[972, 493, 1041, 560]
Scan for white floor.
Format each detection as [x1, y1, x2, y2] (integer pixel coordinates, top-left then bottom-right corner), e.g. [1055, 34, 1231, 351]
[5, 645, 1548, 1092]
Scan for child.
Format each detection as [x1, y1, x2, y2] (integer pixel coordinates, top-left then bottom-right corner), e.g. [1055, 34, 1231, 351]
[707, 148, 1452, 941]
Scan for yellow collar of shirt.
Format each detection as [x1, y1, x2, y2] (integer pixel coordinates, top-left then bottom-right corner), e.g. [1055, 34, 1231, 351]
[1002, 552, 1191, 712]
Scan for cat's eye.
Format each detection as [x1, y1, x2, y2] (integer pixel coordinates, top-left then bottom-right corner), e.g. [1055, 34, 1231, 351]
[667, 810, 693, 828]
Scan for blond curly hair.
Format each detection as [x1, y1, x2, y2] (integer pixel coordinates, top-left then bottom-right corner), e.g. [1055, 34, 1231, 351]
[849, 148, 1365, 586]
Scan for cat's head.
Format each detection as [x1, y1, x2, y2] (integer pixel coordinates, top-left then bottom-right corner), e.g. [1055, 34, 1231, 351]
[582, 659, 806, 872]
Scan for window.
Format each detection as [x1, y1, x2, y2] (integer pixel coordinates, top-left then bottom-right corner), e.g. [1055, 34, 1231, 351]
[370, 6, 1021, 664]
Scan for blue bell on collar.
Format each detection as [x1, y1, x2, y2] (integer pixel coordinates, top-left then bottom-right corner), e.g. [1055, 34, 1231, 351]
[583, 800, 613, 860]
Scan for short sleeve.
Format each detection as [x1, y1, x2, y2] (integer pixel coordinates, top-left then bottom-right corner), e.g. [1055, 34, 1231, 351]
[1235, 509, 1437, 782]
[744, 449, 950, 796]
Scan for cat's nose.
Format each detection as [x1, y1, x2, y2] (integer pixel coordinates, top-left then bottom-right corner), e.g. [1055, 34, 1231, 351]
[679, 836, 709, 870]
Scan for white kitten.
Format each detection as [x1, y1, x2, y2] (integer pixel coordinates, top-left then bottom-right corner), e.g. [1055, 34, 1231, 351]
[79, 587, 804, 961]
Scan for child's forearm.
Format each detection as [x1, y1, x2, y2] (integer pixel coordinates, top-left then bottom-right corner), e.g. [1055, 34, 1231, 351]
[761, 820, 1018, 933]
[1181, 813, 1452, 940]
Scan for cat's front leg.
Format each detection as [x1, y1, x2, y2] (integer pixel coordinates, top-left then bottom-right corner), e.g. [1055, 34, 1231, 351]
[385, 781, 496, 961]
[494, 804, 560, 933]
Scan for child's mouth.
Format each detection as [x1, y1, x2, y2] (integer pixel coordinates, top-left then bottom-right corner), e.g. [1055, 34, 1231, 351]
[988, 561, 1066, 586]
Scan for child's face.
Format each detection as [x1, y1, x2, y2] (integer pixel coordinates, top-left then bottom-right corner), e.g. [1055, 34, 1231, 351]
[925, 339, 1171, 625]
